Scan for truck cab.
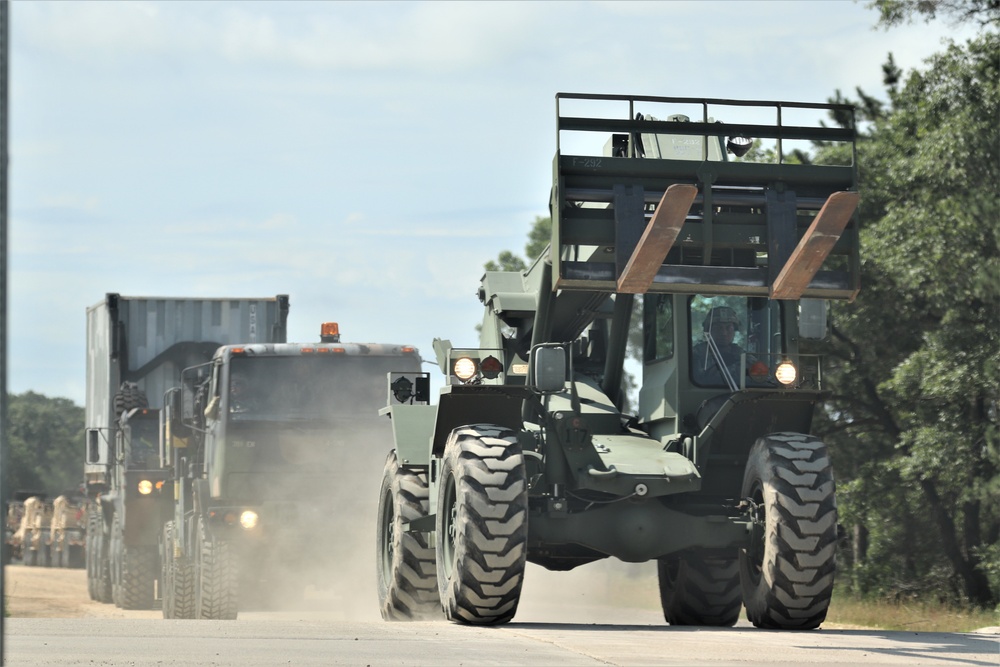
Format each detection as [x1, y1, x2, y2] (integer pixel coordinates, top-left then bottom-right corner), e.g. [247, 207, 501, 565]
[161, 323, 422, 619]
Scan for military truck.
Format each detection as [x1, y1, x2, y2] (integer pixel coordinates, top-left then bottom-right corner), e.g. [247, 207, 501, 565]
[4, 491, 42, 564]
[85, 293, 290, 609]
[160, 322, 421, 620]
[49, 492, 87, 568]
[15, 495, 53, 567]
[376, 93, 859, 630]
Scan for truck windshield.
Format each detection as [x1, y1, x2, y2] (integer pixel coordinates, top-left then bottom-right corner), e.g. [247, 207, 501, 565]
[689, 295, 783, 389]
[126, 418, 159, 468]
[227, 355, 399, 422]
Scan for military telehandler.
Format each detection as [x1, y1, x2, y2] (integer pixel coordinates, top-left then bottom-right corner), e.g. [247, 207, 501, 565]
[378, 93, 859, 630]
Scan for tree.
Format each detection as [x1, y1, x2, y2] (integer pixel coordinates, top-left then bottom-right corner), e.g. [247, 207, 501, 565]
[484, 215, 551, 271]
[5, 392, 84, 497]
[815, 30, 999, 607]
[868, 0, 1000, 28]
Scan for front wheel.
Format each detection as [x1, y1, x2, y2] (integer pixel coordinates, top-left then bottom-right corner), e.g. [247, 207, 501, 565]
[376, 451, 439, 621]
[162, 520, 195, 619]
[436, 425, 527, 625]
[195, 517, 238, 620]
[739, 433, 837, 630]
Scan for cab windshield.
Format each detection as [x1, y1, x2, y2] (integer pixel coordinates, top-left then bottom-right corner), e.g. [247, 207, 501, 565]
[227, 355, 399, 422]
[689, 295, 783, 389]
[126, 417, 159, 468]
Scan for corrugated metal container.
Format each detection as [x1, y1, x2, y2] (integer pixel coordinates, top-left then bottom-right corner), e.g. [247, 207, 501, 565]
[84, 294, 289, 483]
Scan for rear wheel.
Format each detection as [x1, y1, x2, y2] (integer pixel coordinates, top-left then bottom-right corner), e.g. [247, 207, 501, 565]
[658, 551, 741, 626]
[437, 425, 527, 625]
[376, 451, 439, 620]
[93, 511, 113, 603]
[162, 520, 195, 619]
[85, 508, 99, 598]
[739, 433, 837, 630]
[195, 517, 238, 620]
[119, 544, 157, 609]
[23, 533, 36, 567]
[111, 515, 123, 606]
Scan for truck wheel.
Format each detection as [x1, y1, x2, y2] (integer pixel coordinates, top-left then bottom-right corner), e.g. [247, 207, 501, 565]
[69, 544, 85, 569]
[23, 534, 36, 567]
[85, 508, 98, 598]
[658, 551, 741, 626]
[739, 433, 837, 630]
[436, 425, 527, 625]
[195, 517, 238, 620]
[95, 517, 113, 603]
[113, 381, 148, 418]
[376, 451, 439, 621]
[111, 515, 123, 606]
[119, 545, 157, 609]
[162, 521, 195, 619]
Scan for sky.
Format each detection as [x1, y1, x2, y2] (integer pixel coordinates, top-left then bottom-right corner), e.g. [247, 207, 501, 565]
[7, 0, 980, 406]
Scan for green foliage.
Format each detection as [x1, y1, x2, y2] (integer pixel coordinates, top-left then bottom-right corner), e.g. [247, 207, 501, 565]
[816, 31, 1000, 608]
[867, 0, 1000, 28]
[5, 391, 84, 497]
[484, 216, 551, 272]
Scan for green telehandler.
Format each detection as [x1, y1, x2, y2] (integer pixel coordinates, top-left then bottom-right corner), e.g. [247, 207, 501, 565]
[377, 93, 859, 630]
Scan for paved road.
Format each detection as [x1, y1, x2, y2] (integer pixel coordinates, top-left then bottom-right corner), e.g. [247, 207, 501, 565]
[4, 563, 997, 666]
[5, 616, 999, 666]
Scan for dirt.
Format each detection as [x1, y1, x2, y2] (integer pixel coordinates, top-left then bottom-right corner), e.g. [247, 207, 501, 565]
[4, 564, 161, 619]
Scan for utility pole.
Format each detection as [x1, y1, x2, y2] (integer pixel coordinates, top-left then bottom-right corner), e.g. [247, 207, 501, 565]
[1, 0, 10, 657]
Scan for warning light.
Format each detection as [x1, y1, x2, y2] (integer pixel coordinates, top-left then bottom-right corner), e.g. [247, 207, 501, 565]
[320, 322, 341, 342]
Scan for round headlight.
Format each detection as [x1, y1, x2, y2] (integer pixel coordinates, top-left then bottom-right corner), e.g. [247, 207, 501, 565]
[137, 480, 153, 495]
[453, 357, 478, 382]
[775, 361, 797, 385]
[240, 510, 259, 530]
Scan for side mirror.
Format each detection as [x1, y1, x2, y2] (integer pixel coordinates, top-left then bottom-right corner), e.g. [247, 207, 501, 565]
[86, 430, 101, 464]
[799, 299, 828, 340]
[530, 345, 569, 395]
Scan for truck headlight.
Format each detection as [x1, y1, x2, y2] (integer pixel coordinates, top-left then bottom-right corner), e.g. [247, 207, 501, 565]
[240, 510, 259, 530]
[775, 361, 797, 385]
[137, 480, 153, 495]
[453, 357, 478, 382]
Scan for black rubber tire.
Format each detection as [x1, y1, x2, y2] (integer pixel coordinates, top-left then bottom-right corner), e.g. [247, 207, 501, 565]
[195, 517, 238, 620]
[23, 534, 36, 567]
[658, 551, 742, 626]
[85, 507, 99, 599]
[113, 382, 148, 419]
[739, 432, 837, 630]
[111, 514, 123, 606]
[436, 425, 527, 625]
[162, 520, 196, 619]
[69, 544, 85, 569]
[119, 544, 157, 610]
[95, 521, 113, 603]
[376, 451, 439, 621]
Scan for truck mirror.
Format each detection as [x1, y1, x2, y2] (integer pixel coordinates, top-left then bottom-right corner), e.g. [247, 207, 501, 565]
[86, 430, 100, 464]
[531, 345, 569, 394]
[414, 375, 430, 403]
[799, 299, 828, 340]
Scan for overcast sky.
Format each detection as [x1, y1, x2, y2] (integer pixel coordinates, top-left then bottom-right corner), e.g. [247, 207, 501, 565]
[8, 1, 978, 405]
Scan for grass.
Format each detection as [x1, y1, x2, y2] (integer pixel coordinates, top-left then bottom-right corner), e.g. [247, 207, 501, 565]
[826, 591, 999, 633]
